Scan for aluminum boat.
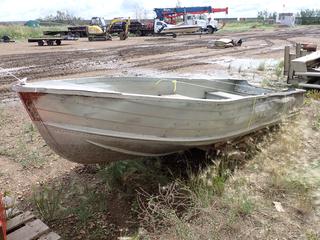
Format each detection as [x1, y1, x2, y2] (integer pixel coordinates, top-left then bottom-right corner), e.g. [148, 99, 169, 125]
[13, 77, 304, 164]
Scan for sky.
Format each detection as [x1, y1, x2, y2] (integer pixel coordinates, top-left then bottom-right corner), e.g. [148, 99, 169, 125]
[0, 0, 319, 21]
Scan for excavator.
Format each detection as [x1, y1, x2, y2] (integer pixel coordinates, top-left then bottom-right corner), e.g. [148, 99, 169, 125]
[87, 17, 131, 41]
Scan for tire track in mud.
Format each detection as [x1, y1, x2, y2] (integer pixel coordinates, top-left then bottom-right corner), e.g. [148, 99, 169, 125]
[129, 38, 276, 71]
[127, 26, 320, 71]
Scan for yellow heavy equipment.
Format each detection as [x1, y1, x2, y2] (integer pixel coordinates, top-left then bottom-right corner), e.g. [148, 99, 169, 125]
[87, 17, 131, 41]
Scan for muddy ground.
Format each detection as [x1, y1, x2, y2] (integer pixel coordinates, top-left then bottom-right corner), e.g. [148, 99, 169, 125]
[1, 25, 320, 100]
[0, 25, 320, 239]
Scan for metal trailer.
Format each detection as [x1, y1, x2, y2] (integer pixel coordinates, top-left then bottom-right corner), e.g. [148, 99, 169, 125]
[43, 26, 88, 38]
[109, 20, 154, 36]
[67, 26, 88, 37]
[28, 36, 78, 46]
[284, 43, 320, 89]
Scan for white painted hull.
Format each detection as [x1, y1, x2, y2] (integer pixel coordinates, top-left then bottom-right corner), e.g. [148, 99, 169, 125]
[161, 25, 201, 34]
[13, 77, 304, 164]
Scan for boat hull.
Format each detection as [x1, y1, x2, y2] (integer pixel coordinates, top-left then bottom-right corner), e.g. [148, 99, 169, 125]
[161, 26, 201, 34]
[16, 80, 304, 164]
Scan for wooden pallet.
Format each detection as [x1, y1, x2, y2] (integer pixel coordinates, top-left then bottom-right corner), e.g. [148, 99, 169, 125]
[6, 211, 61, 240]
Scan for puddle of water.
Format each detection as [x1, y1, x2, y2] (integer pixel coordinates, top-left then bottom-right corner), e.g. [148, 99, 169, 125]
[0, 66, 30, 74]
[0, 66, 36, 78]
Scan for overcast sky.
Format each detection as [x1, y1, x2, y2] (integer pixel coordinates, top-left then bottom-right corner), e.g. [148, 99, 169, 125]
[0, 0, 319, 21]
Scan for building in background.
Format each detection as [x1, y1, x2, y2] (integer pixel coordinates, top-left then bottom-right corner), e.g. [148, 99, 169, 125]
[276, 13, 295, 26]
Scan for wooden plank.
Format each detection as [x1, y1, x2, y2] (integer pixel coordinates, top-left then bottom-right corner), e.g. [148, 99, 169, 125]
[6, 208, 22, 219]
[7, 219, 49, 240]
[38, 232, 61, 240]
[6, 211, 35, 232]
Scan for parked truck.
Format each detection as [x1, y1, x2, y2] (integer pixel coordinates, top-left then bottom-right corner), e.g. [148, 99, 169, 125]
[154, 6, 228, 33]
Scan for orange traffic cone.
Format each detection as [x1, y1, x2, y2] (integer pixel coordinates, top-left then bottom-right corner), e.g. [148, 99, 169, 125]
[0, 193, 6, 240]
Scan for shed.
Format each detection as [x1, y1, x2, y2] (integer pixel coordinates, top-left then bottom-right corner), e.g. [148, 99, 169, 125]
[24, 20, 40, 28]
[276, 13, 295, 27]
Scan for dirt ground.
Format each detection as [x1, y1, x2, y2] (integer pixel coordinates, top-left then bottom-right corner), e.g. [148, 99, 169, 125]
[1, 25, 320, 100]
[0, 25, 320, 239]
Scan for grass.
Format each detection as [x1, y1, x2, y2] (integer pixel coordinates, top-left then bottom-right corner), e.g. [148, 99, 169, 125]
[227, 193, 255, 217]
[266, 168, 315, 215]
[98, 158, 169, 192]
[4, 137, 44, 168]
[0, 24, 68, 40]
[0, 108, 49, 168]
[137, 145, 257, 238]
[312, 113, 320, 130]
[13, 101, 320, 239]
[306, 231, 320, 240]
[267, 169, 311, 196]
[220, 21, 276, 33]
[275, 60, 284, 79]
[31, 178, 113, 238]
[306, 90, 320, 101]
[305, 90, 320, 130]
[136, 113, 318, 239]
[32, 184, 64, 222]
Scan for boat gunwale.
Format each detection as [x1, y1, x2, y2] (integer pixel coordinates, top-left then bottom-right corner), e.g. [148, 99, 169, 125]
[13, 85, 305, 105]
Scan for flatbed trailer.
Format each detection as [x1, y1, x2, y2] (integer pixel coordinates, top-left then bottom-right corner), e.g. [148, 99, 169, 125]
[28, 36, 78, 46]
[43, 26, 88, 38]
[67, 26, 88, 37]
[108, 19, 154, 36]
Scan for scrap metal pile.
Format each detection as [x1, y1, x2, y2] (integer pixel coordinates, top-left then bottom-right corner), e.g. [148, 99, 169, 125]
[207, 38, 243, 48]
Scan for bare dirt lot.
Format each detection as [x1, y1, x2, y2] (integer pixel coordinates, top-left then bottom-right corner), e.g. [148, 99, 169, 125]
[1, 26, 320, 239]
[1, 25, 320, 100]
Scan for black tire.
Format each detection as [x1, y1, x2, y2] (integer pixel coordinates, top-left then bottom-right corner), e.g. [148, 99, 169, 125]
[37, 40, 44, 46]
[2, 35, 10, 42]
[207, 26, 217, 34]
[47, 40, 54, 46]
[56, 40, 61, 45]
[136, 30, 142, 36]
[119, 32, 128, 40]
[172, 33, 177, 38]
[88, 37, 93, 41]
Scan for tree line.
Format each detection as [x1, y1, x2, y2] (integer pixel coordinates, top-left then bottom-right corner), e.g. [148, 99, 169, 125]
[38, 11, 84, 25]
[257, 9, 320, 24]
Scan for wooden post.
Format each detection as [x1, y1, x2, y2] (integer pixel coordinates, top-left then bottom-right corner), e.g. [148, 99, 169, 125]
[284, 46, 290, 76]
[296, 43, 301, 58]
[301, 50, 308, 57]
[288, 53, 296, 83]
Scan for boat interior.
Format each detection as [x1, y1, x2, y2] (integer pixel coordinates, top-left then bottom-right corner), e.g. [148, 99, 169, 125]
[26, 77, 276, 100]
